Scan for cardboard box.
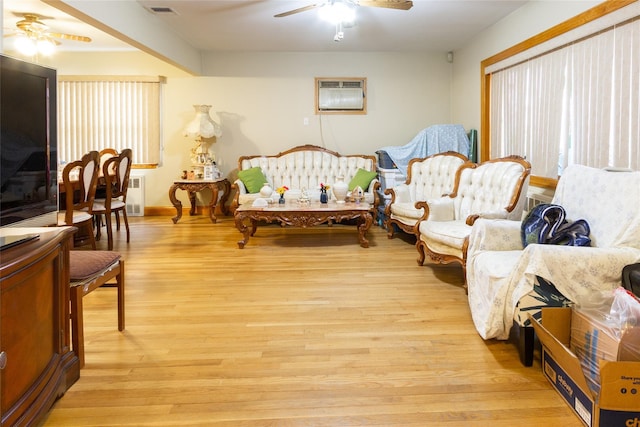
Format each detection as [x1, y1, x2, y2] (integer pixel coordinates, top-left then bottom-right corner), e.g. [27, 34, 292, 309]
[531, 308, 640, 427]
[570, 309, 640, 395]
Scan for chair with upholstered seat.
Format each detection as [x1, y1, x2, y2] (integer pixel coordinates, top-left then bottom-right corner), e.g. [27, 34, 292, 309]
[415, 156, 531, 277]
[69, 250, 125, 368]
[384, 151, 470, 239]
[93, 149, 133, 250]
[58, 151, 100, 249]
[466, 165, 640, 366]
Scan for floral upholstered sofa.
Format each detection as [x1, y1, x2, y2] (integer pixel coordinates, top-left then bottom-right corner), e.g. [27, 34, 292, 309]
[230, 145, 380, 212]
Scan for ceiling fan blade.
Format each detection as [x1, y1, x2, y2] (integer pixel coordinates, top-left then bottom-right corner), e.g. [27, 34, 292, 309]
[358, 0, 413, 10]
[48, 32, 92, 43]
[274, 4, 321, 18]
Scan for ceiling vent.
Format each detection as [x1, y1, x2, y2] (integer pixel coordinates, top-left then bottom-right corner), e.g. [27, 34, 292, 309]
[148, 7, 178, 14]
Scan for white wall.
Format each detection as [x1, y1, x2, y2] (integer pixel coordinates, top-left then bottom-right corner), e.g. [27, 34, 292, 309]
[43, 50, 452, 209]
[154, 51, 452, 209]
[34, 51, 190, 77]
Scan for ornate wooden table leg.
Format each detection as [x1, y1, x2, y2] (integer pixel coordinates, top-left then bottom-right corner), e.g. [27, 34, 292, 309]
[234, 212, 252, 248]
[357, 212, 374, 248]
[188, 191, 197, 216]
[218, 179, 231, 216]
[169, 184, 183, 224]
[208, 184, 220, 224]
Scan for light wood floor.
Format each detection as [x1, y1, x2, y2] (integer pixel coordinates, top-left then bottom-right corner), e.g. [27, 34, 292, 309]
[43, 214, 581, 426]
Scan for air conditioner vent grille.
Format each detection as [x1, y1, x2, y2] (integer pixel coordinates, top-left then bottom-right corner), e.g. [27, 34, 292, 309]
[342, 81, 363, 89]
[126, 175, 145, 216]
[318, 80, 363, 89]
[319, 81, 341, 88]
[525, 192, 553, 213]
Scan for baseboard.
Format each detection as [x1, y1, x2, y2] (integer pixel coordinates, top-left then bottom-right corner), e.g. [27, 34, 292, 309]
[144, 205, 228, 217]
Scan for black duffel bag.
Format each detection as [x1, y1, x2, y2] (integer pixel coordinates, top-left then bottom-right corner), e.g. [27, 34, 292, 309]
[622, 263, 640, 297]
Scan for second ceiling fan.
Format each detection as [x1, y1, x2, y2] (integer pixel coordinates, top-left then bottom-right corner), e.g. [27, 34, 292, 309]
[5, 13, 92, 56]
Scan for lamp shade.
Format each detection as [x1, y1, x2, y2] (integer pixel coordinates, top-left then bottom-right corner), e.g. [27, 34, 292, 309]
[185, 105, 222, 139]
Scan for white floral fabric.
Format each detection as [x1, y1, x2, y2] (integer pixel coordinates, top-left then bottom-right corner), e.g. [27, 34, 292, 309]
[467, 164, 640, 340]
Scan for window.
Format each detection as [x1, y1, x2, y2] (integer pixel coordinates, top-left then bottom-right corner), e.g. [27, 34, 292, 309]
[482, 2, 638, 186]
[58, 75, 165, 167]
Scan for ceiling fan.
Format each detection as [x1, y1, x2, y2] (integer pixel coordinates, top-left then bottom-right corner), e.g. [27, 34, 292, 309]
[275, 0, 413, 42]
[6, 13, 91, 55]
[275, 0, 413, 18]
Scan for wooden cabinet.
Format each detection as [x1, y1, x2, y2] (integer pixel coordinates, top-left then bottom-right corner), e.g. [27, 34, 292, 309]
[0, 227, 79, 426]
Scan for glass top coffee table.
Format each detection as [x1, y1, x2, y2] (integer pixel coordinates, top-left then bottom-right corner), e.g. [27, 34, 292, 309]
[233, 200, 375, 248]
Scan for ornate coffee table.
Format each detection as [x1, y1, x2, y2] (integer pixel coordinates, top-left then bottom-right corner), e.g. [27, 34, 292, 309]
[234, 201, 374, 248]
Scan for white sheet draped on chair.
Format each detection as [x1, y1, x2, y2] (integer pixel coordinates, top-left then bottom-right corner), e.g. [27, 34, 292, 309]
[467, 164, 640, 342]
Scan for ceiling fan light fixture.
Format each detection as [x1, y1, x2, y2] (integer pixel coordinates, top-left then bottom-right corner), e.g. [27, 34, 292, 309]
[319, 1, 356, 25]
[13, 33, 57, 56]
[14, 34, 38, 56]
[37, 37, 56, 56]
[11, 13, 90, 56]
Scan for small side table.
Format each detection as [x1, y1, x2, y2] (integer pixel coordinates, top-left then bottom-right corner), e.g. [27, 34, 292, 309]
[169, 178, 230, 224]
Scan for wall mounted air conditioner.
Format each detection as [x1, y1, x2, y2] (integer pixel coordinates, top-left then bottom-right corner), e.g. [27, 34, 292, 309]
[316, 78, 367, 113]
[126, 174, 145, 216]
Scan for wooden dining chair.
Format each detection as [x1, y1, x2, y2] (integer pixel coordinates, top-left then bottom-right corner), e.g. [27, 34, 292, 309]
[93, 149, 133, 250]
[58, 151, 100, 249]
[99, 148, 119, 171]
[69, 250, 125, 368]
[95, 148, 119, 200]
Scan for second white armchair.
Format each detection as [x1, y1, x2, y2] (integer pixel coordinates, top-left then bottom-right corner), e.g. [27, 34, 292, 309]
[384, 151, 470, 239]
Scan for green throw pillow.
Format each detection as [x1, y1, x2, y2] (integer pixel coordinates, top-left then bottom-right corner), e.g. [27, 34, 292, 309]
[349, 168, 377, 191]
[238, 167, 268, 193]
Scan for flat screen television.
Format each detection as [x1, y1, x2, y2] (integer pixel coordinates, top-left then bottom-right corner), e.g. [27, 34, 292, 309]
[0, 54, 58, 228]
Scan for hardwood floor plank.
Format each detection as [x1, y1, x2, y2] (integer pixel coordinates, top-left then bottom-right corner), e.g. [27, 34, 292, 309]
[42, 216, 582, 426]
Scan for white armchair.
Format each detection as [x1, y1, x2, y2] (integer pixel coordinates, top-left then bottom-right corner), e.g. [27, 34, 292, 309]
[384, 151, 470, 238]
[466, 164, 640, 366]
[415, 156, 531, 274]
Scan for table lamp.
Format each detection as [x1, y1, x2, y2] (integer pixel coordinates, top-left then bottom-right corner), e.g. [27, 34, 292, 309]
[184, 105, 222, 166]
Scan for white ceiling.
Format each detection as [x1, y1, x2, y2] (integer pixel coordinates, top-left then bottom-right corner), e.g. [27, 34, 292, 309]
[3, 0, 528, 55]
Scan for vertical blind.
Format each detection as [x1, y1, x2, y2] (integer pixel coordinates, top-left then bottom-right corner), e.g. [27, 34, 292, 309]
[58, 76, 164, 166]
[488, 16, 639, 178]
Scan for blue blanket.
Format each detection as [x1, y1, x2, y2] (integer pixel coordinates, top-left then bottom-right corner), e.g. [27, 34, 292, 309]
[378, 124, 470, 176]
